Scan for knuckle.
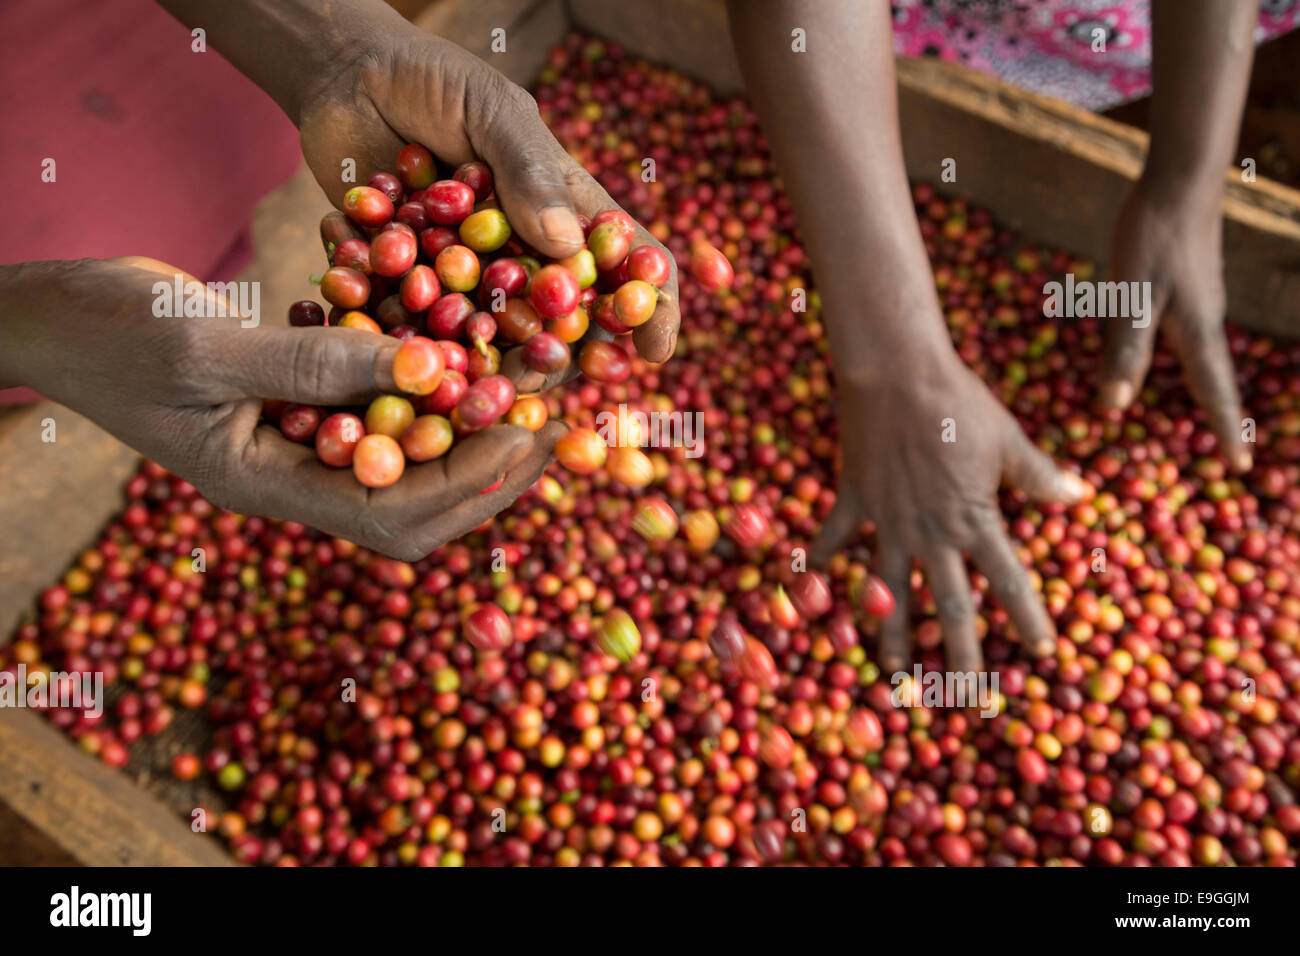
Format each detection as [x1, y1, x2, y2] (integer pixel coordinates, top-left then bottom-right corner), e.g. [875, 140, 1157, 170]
[287, 333, 339, 402]
[161, 321, 216, 396]
[965, 504, 1001, 536]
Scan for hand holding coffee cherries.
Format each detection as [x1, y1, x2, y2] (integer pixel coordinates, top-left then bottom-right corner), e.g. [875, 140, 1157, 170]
[291, 15, 681, 366]
[0, 257, 559, 561]
[291, 145, 684, 492]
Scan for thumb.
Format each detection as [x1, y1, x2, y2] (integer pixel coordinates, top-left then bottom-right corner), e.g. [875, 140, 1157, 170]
[475, 93, 585, 259]
[209, 325, 400, 406]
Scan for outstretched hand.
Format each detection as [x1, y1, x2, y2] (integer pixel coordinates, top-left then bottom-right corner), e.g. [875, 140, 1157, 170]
[811, 352, 1089, 673]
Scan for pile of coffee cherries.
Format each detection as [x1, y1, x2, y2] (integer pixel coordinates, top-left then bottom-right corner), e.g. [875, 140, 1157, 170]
[5, 33, 1299, 866]
[267, 143, 706, 490]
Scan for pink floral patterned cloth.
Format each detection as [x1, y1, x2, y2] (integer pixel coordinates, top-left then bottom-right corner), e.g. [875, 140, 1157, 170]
[891, 0, 1300, 110]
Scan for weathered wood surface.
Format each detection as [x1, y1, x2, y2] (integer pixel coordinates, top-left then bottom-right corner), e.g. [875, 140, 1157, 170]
[0, 403, 140, 641]
[0, 709, 231, 866]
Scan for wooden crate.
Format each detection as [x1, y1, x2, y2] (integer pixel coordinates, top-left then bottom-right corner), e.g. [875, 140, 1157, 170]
[4, 0, 1300, 866]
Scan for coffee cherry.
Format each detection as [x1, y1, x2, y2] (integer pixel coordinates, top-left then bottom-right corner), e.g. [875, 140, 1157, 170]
[459, 209, 511, 253]
[505, 395, 549, 431]
[596, 610, 641, 662]
[522, 331, 570, 374]
[453, 161, 494, 202]
[315, 413, 364, 467]
[369, 229, 418, 278]
[279, 404, 322, 443]
[631, 497, 679, 540]
[612, 279, 658, 327]
[529, 265, 581, 319]
[336, 311, 381, 333]
[364, 395, 416, 440]
[352, 434, 405, 488]
[690, 238, 733, 290]
[625, 245, 672, 287]
[859, 576, 896, 618]
[456, 374, 515, 430]
[578, 340, 631, 383]
[399, 265, 440, 313]
[342, 186, 395, 228]
[421, 368, 468, 417]
[367, 171, 404, 204]
[320, 267, 370, 309]
[400, 415, 454, 462]
[555, 427, 607, 474]
[587, 221, 632, 271]
[395, 143, 437, 191]
[428, 292, 474, 339]
[434, 245, 481, 293]
[464, 604, 512, 650]
[423, 180, 476, 226]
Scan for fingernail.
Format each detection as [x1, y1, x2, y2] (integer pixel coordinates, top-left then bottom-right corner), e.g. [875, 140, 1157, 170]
[1061, 471, 1091, 504]
[540, 206, 583, 250]
[1098, 380, 1133, 409]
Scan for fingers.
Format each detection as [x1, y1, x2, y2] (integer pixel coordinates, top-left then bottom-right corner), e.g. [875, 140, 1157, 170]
[563, 166, 682, 366]
[320, 211, 367, 260]
[969, 526, 1056, 659]
[875, 539, 913, 675]
[206, 325, 401, 406]
[499, 342, 577, 395]
[412, 420, 566, 553]
[478, 104, 585, 260]
[1098, 310, 1160, 410]
[632, 287, 680, 365]
[1167, 315, 1252, 472]
[919, 545, 982, 673]
[808, 495, 861, 568]
[232, 420, 537, 559]
[1002, 423, 1091, 504]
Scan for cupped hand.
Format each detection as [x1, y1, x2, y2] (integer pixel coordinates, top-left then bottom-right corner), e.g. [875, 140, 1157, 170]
[1098, 183, 1250, 472]
[2, 257, 561, 560]
[810, 351, 1089, 673]
[296, 23, 679, 369]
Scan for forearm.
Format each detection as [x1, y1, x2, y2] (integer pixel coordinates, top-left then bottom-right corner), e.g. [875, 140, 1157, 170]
[1142, 0, 1257, 211]
[155, 0, 407, 125]
[0, 261, 68, 391]
[727, 0, 952, 384]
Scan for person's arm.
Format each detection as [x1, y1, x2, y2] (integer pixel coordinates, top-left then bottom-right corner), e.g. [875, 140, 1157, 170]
[0, 256, 558, 559]
[155, 0, 679, 363]
[728, 0, 1086, 673]
[726, 0, 949, 379]
[1100, 0, 1258, 471]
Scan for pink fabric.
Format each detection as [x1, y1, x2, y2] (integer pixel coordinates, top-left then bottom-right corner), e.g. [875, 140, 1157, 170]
[892, 0, 1300, 111]
[0, 0, 302, 404]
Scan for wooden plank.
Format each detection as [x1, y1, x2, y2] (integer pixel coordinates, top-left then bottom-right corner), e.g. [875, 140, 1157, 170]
[0, 799, 80, 866]
[417, 0, 568, 87]
[0, 403, 140, 642]
[569, 0, 744, 94]
[0, 708, 232, 866]
[894, 56, 1300, 340]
